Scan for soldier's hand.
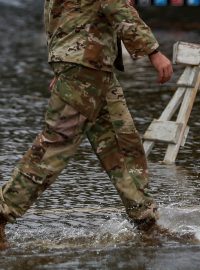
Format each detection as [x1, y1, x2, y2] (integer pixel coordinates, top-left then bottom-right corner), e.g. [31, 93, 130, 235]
[149, 52, 173, 84]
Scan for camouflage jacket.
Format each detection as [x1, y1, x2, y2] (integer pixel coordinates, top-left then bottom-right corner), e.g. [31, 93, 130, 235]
[44, 0, 159, 72]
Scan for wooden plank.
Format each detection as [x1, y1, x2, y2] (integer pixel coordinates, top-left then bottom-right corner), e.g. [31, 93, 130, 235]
[181, 126, 190, 147]
[143, 87, 186, 156]
[159, 87, 186, 120]
[173, 41, 200, 66]
[143, 120, 183, 144]
[143, 140, 154, 157]
[164, 73, 200, 163]
[177, 66, 200, 88]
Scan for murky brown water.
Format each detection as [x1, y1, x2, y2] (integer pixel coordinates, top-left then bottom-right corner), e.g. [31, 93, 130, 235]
[0, 1, 200, 269]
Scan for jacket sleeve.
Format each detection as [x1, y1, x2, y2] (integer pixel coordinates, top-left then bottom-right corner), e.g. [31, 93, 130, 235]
[100, 0, 159, 59]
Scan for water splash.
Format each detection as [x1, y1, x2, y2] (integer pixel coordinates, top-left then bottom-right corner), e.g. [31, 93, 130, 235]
[6, 204, 200, 253]
[158, 206, 200, 241]
[7, 211, 137, 251]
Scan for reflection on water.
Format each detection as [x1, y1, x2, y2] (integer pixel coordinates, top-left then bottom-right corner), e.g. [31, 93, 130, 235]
[0, 1, 200, 270]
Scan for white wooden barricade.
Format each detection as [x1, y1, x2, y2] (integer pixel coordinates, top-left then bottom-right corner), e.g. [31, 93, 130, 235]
[143, 41, 200, 164]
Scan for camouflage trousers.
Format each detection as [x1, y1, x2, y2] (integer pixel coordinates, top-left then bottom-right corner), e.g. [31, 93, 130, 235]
[0, 63, 158, 224]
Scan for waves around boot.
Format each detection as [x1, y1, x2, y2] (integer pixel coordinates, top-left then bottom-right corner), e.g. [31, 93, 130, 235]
[1, 207, 200, 270]
[5, 205, 200, 252]
[6, 209, 137, 251]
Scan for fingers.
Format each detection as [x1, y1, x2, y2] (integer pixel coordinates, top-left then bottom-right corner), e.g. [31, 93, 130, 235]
[149, 52, 173, 84]
[158, 63, 173, 84]
[157, 68, 164, 84]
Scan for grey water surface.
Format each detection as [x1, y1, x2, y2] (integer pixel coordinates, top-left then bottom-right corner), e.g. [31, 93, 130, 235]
[0, 1, 200, 270]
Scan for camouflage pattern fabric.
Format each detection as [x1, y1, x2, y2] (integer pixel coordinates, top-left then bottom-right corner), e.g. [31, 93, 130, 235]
[44, 0, 159, 71]
[0, 63, 158, 224]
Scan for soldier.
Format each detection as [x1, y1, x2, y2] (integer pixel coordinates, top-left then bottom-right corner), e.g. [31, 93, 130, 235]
[0, 0, 173, 248]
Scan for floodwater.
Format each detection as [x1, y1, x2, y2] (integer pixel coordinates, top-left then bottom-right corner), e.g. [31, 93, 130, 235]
[0, 1, 200, 269]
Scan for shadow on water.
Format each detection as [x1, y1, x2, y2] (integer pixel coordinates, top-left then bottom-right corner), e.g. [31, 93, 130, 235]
[0, 1, 200, 269]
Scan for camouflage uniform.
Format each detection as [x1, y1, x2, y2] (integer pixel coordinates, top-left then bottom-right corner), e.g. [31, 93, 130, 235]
[0, 0, 159, 225]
